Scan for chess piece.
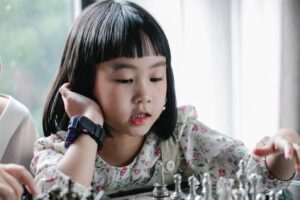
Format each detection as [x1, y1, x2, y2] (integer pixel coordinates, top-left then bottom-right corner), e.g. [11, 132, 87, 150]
[202, 173, 213, 200]
[48, 185, 62, 200]
[152, 160, 170, 199]
[248, 173, 262, 200]
[232, 188, 245, 200]
[267, 190, 276, 200]
[237, 160, 249, 191]
[275, 190, 283, 200]
[170, 173, 186, 200]
[186, 175, 201, 200]
[62, 178, 80, 200]
[83, 188, 96, 200]
[217, 177, 234, 200]
[255, 193, 265, 200]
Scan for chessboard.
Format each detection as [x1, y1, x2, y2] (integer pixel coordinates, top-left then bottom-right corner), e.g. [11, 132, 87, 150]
[22, 160, 294, 200]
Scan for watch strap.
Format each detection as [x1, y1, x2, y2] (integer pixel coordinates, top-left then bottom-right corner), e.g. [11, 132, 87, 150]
[65, 116, 106, 149]
[80, 116, 106, 149]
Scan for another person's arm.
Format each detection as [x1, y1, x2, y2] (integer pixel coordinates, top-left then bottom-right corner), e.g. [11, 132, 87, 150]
[0, 163, 38, 200]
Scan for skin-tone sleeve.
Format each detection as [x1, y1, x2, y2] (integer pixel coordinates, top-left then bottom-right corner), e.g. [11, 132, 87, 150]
[2, 114, 38, 171]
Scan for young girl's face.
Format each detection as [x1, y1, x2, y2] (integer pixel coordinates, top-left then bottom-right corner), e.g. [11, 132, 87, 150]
[94, 55, 167, 138]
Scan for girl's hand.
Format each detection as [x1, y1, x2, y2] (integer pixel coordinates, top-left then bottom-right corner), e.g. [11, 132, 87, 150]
[0, 164, 38, 200]
[253, 129, 300, 171]
[59, 83, 104, 125]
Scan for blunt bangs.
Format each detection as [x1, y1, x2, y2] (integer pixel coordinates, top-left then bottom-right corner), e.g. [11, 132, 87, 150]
[78, 0, 171, 63]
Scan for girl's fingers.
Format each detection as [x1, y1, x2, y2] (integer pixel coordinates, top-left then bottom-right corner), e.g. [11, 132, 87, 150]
[283, 141, 294, 160]
[59, 83, 71, 98]
[293, 144, 300, 170]
[252, 140, 276, 156]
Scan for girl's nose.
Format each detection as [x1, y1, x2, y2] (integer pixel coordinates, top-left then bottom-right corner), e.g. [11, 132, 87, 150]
[134, 95, 152, 104]
[133, 84, 152, 104]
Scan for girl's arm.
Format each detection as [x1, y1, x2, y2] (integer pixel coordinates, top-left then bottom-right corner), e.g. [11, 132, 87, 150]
[253, 129, 300, 180]
[57, 83, 104, 187]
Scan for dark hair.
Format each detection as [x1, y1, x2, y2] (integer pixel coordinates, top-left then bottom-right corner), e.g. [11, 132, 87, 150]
[43, 0, 177, 140]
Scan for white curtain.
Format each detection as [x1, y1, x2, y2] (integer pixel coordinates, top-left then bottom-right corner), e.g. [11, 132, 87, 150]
[132, 0, 282, 149]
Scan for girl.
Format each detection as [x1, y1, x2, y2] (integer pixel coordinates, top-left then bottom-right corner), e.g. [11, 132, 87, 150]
[31, 0, 300, 197]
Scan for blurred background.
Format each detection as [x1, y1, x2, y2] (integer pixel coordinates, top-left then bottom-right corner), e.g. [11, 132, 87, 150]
[0, 0, 299, 151]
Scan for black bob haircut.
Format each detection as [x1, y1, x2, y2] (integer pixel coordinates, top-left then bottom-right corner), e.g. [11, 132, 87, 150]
[43, 0, 177, 140]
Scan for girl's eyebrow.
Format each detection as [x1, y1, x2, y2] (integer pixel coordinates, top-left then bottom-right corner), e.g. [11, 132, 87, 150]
[110, 61, 166, 71]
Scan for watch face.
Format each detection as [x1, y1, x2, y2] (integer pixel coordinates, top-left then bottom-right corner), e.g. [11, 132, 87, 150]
[68, 116, 81, 130]
[65, 129, 78, 148]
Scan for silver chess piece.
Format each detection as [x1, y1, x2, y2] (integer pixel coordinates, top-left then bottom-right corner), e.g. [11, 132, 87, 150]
[170, 173, 186, 200]
[82, 187, 96, 200]
[232, 188, 245, 200]
[153, 160, 170, 199]
[237, 160, 249, 191]
[62, 178, 80, 200]
[275, 190, 283, 200]
[202, 173, 213, 200]
[267, 190, 276, 200]
[217, 177, 234, 200]
[255, 193, 265, 200]
[186, 175, 201, 200]
[48, 185, 62, 200]
[248, 173, 262, 200]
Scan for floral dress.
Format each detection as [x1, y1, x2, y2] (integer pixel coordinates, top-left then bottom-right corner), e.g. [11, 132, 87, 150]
[31, 105, 290, 196]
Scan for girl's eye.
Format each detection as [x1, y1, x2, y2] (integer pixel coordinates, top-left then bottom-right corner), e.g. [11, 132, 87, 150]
[150, 77, 163, 82]
[116, 79, 133, 84]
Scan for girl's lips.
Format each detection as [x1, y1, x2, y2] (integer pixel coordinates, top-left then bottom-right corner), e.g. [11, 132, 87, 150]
[130, 112, 151, 125]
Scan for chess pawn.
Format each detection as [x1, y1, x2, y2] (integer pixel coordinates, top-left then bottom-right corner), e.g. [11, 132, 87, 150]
[275, 190, 283, 200]
[170, 173, 186, 200]
[232, 188, 245, 200]
[83, 188, 96, 200]
[255, 193, 265, 200]
[217, 177, 233, 200]
[48, 185, 62, 200]
[186, 175, 201, 200]
[267, 190, 276, 200]
[248, 173, 262, 200]
[62, 178, 81, 200]
[237, 160, 249, 191]
[202, 173, 213, 200]
[152, 160, 170, 199]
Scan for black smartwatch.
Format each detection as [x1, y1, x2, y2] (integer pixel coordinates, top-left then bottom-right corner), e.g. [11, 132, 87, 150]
[65, 116, 106, 150]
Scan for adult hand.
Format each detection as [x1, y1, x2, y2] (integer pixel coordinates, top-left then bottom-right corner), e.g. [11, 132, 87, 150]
[59, 82, 104, 125]
[253, 129, 300, 171]
[0, 164, 38, 200]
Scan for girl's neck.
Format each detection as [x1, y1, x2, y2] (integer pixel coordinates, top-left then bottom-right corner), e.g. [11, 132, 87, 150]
[97, 134, 145, 167]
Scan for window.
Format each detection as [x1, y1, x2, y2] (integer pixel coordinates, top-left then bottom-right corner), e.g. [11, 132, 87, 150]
[0, 0, 73, 135]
